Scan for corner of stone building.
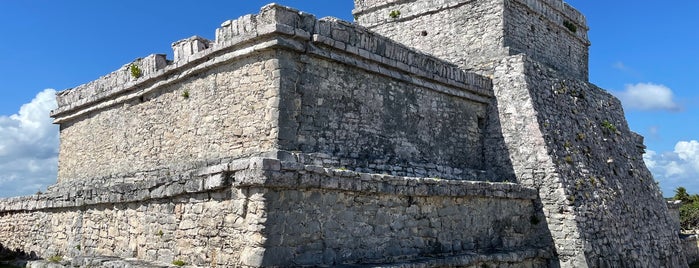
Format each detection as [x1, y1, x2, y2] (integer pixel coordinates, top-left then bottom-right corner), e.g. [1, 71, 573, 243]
[488, 53, 687, 267]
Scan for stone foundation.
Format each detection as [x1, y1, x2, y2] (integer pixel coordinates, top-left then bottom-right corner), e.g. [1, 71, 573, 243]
[0, 157, 553, 267]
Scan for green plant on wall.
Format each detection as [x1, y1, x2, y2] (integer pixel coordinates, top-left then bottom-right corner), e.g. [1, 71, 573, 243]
[182, 89, 190, 99]
[130, 64, 142, 78]
[172, 260, 186, 266]
[48, 255, 63, 263]
[563, 21, 577, 33]
[389, 10, 401, 19]
[564, 155, 573, 164]
[601, 120, 617, 133]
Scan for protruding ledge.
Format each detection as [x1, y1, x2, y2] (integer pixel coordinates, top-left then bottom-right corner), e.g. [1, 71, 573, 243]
[0, 157, 537, 213]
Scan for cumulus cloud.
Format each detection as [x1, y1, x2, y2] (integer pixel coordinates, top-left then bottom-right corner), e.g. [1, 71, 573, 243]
[615, 83, 681, 112]
[645, 140, 699, 197]
[0, 89, 58, 197]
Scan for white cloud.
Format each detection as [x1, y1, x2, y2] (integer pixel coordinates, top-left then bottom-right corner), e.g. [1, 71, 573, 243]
[675, 141, 699, 173]
[613, 61, 628, 71]
[647, 126, 659, 139]
[0, 89, 58, 197]
[615, 83, 681, 112]
[645, 140, 699, 197]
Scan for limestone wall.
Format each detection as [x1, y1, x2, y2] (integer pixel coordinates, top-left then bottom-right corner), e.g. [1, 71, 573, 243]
[683, 235, 699, 265]
[56, 51, 281, 182]
[354, 0, 507, 72]
[277, 52, 488, 179]
[491, 54, 686, 266]
[353, 0, 589, 79]
[504, 0, 589, 79]
[50, 4, 491, 183]
[0, 157, 552, 267]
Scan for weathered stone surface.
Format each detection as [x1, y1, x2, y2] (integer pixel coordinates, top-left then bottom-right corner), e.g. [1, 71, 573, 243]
[354, 0, 589, 80]
[0, 0, 687, 267]
[0, 158, 546, 267]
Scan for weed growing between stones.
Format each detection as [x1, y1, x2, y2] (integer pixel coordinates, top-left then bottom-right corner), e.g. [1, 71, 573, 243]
[564, 155, 573, 164]
[47, 255, 62, 263]
[172, 260, 186, 266]
[576, 133, 586, 140]
[389, 10, 401, 19]
[601, 120, 617, 133]
[130, 64, 142, 78]
[563, 21, 577, 33]
[182, 89, 190, 99]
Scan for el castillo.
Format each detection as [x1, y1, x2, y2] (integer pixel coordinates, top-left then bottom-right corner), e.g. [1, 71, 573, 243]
[0, 0, 696, 267]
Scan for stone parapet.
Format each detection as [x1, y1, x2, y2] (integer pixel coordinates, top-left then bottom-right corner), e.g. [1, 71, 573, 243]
[51, 4, 490, 123]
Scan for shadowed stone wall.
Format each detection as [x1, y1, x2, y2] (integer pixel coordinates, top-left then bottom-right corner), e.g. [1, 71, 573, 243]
[491, 55, 685, 266]
[355, 0, 685, 266]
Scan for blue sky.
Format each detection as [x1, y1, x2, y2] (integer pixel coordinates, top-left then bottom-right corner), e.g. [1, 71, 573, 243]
[0, 1, 696, 197]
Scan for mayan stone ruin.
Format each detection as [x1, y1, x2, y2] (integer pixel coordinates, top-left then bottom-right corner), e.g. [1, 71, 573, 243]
[0, 0, 690, 267]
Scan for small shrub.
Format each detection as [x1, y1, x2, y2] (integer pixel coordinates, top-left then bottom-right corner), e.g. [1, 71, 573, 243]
[172, 260, 186, 266]
[577, 133, 586, 140]
[563, 141, 572, 149]
[563, 21, 577, 33]
[389, 10, 401, 19]
[75, 245, 81, 250]
[601, 120, 617, 133]
[182, 89, 190, 99]
[564, 155, 573, 164]
[157, 230, 164, 237]
[130, 64, 142, 78]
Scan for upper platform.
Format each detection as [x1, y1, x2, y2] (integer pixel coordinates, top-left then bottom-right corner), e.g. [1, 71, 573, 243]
[353, 0, 590, 80]
[50, 4, 493, 183]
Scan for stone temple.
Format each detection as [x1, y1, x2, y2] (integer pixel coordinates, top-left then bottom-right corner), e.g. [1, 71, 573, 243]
[0, 0, 690, 267]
